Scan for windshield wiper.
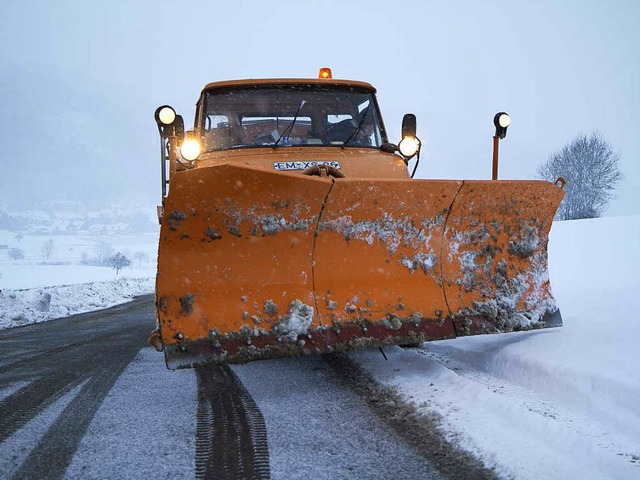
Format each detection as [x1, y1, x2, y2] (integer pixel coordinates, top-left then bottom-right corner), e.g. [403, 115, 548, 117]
[273, 100, 306, 148]
[343, 105, 370, 147]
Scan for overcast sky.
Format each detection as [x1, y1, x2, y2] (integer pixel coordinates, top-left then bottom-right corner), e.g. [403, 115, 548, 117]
[1, 0, 638, 215]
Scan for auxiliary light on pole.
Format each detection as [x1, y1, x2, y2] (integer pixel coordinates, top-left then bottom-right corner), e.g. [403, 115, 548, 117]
[492, 112, 510, 180]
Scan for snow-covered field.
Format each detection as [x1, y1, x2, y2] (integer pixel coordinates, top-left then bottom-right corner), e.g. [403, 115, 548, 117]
[0, 230, 157, 328]
[1, 216, 638, 478]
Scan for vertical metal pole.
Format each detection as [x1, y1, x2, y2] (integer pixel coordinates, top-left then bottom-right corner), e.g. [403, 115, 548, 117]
[169, 134, 178, 179]
[160, 137, 167, 198]
[492, 135, 499, 180]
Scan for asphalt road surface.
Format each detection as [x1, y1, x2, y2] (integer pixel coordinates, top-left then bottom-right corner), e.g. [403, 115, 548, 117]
[0, 296, 494, 480]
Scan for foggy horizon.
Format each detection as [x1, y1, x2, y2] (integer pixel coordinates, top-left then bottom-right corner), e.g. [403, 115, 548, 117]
[1, 0, 638, 217]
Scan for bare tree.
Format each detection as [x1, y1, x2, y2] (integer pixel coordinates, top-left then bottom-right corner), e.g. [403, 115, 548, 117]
[107, 252, 131, 274]
[133, 250, 149, 267]
[41, 239, 56, 260]
[537, 133, 623, 220]
[94, 242, 115, 266]
[8, 248, 24, 260]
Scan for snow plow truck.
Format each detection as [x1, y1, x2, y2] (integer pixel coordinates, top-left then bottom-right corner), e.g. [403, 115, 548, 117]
[150, 68, 565, 369]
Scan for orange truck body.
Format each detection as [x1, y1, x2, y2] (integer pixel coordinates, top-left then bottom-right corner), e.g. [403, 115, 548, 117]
[153, 76, 564, 369]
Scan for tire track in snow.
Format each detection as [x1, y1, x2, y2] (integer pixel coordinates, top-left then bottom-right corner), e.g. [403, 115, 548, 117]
[195, 364, 270, 480]
[233, 355, 448, 480]
[0, 300, 152, 479]
[0, 361, 92, 444]
[324, 353, 498, 480]
[11, 338, 143, 480]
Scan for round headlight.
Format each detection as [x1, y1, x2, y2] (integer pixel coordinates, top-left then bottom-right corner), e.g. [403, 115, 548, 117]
[498, 113, 510, 128]
[180, 137, 201, 161]
[398, 137, 420, 158]
[158, 106, 176, 126]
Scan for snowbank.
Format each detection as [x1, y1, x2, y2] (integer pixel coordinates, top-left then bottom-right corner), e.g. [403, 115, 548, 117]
[0, 277, 154, 330]
[0, 229, 156, 329]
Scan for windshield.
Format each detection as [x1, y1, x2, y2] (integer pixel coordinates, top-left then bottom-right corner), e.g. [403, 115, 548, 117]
[201, 85, 384, 152]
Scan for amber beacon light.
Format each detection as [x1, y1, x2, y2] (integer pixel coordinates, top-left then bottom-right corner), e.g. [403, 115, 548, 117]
[318, 67, 333, 79]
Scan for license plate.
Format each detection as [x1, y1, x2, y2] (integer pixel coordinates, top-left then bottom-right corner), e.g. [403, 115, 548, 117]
[273, 161, 341, 171]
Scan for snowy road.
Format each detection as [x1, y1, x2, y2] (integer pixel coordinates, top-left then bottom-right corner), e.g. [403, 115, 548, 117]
[0, 296, 492, 480]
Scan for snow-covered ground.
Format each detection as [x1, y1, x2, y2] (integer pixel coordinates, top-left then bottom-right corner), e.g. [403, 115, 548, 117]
[0, 230, 156, 328]
[352, 215, 640, 479]
[1, 217, 638, 478]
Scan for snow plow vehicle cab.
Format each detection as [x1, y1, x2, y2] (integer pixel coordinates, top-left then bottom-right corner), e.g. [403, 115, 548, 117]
[151, 68, 565, 369]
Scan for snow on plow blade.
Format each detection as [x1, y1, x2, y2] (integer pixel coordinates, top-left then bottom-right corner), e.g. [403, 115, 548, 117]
[157, 163, 564, 368]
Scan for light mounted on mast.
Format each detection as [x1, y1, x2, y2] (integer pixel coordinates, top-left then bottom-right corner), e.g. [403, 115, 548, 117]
[492, 111, 510, 180]
[154, 104, 185, 199]
[494, 112, 510, 139]
[156, 105, 176, 126]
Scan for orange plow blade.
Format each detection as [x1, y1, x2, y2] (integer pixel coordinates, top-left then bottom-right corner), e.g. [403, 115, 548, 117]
[156, 163, 564, 368]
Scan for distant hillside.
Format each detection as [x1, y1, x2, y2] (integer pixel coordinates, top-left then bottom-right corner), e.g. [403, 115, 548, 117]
[0, 203, 159, 235]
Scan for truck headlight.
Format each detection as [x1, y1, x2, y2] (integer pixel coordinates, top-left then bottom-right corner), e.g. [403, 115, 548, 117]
[398, 137, 420, 158]
[180, 136, 201, 161]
